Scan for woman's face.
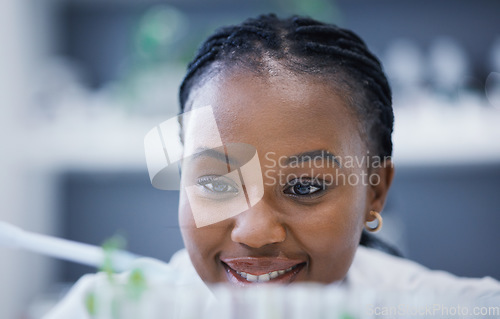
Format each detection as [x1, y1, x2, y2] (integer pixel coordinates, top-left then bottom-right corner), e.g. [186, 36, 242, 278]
[178, 69, 392, 285]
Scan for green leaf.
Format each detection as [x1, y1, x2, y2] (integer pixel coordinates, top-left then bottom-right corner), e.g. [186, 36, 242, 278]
[126, 268, 147, 300]
[339, 312, 357, 319]
[100, 235, 127, 281]
[85, 292, 97, 316]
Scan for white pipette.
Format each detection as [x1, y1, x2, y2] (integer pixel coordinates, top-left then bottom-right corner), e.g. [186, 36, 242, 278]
[0, 220, 139, 272]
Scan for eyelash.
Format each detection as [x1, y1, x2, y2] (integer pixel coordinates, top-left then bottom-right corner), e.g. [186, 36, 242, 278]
[197, 175, 239, 197]
[283, 178, 327, 199]
[196, 176, 327, 201]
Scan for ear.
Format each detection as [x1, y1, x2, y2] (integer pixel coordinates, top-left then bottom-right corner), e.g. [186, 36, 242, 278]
[366, 159, 394, 221]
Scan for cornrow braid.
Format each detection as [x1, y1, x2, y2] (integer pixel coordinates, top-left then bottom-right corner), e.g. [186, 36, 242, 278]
[179, 14, 398, 256]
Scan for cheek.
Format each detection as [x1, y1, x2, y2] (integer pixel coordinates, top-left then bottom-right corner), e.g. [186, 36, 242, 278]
[178, 190, 229, 282]
[300, 208, 363, 254]
[178, 193, 197, 252]
[288, 183, 367, 281]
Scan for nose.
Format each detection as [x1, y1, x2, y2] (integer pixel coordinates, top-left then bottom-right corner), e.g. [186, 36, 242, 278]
[230, 201, 286, 248]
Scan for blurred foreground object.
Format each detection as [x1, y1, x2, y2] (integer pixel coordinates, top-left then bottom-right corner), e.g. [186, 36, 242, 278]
[49, 271, 499, 319]
[3, 224, 498, 318]
[0, 221, 138, 272]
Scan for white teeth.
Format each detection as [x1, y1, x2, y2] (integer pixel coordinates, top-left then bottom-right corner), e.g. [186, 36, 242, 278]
[258, 273, 270, 282]
[235, 265, 299, 282]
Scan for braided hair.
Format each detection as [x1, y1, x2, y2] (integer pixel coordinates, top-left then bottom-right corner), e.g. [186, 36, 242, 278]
[179, 14, 400, 256]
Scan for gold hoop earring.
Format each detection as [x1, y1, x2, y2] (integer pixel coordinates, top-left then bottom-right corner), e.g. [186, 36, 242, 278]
[365, 210, 383, 232]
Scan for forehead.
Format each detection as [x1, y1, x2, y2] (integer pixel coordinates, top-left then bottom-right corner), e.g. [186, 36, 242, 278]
[186, 70, 365, 157]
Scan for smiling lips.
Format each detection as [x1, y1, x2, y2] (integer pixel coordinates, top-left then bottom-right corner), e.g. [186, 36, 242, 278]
[221, 257, 306, 284]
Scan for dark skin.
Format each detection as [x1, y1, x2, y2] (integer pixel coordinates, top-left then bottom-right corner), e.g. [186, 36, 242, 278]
[179, 67, 394, 285]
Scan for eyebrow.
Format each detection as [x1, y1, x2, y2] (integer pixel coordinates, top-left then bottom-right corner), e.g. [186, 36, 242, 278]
[283, 149, 341, 168]
[190, 147, 241, 168]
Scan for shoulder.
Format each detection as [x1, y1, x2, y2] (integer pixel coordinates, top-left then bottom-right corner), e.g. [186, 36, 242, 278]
[348, 245, 500, 301]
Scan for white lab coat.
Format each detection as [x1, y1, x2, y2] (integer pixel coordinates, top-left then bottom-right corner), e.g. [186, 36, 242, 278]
[43, 246, 500, 319]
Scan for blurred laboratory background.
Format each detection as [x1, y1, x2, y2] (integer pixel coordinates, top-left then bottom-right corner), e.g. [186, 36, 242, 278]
[1, 0, 499, 318]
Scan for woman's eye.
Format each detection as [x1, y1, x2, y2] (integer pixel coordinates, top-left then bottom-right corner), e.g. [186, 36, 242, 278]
[203, 180, 237, 193]
[197, 176, 238, 195]
[284, 179, 325, 197]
